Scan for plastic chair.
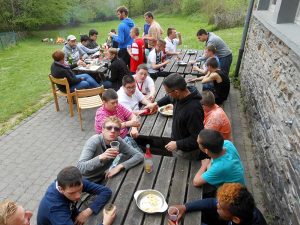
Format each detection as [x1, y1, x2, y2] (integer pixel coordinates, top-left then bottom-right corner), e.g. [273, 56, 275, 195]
[75, 86, 105, 130]
[49, 74, 75, 117]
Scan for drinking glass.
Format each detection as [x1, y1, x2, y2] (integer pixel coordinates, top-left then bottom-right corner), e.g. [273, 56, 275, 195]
[104, 203, 116, 215]
[168, 207, 179, 222]
[110, 141, 120, 151]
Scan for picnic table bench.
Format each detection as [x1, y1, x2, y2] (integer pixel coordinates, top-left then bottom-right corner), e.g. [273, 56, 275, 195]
[163, 49, 204, 75]
[137, 75, 203, 153]
[86, 155, 202, 225]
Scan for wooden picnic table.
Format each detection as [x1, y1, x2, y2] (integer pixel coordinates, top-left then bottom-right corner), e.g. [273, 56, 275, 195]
[73, 61, 108, 83]
[137, 75, 203, 153]
[86, 155, 202, 225]
[163, 49, 204, 75]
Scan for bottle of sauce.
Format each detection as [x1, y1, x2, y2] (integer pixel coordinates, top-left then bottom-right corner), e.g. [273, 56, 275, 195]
[144, 144, 153, 173]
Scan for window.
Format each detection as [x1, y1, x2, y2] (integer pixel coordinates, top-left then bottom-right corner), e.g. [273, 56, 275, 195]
[269, 0, 277, 12]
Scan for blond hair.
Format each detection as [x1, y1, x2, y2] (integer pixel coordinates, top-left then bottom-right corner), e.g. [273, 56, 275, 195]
[0, 200, 18, 225]
[103, 116, 122, 128]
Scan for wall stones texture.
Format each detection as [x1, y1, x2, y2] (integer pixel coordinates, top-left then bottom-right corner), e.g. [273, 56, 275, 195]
[240, 17, 300, 225]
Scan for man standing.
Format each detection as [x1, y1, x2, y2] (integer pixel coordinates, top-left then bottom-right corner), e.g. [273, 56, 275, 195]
[196, 29, 232, 76]
[109, 6, 134, 67]
[86, 29, 99, 49]
[165, 27, 182, 59]
[146, 73, 205, 160]
[143, 12, 163, 49]
[37, 166, 112, 225]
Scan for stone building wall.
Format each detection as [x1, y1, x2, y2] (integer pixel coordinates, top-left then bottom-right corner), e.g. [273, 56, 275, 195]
[240, 17, 300, 225]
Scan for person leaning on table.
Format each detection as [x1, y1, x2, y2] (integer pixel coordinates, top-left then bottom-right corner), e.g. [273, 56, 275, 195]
[50, 50, 101, 92]
[78, 116, 143, 183]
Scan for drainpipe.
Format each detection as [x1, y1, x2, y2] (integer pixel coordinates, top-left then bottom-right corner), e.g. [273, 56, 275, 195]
[234, 0, 255, 81]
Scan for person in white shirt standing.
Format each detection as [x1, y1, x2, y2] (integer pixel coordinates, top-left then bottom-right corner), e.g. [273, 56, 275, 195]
[133, 64, 156, 102]
[117, 75, 152, 114]
[165, 27, 182, 59]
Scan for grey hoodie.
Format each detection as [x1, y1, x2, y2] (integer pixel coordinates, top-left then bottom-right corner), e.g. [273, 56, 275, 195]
[62, 43, 88, 64]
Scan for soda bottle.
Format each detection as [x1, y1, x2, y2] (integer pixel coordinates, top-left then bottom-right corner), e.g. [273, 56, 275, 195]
[144, 144, 153, 173]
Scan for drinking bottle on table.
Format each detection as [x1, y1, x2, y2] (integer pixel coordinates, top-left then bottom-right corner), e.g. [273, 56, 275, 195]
[144, 144, 153, 173]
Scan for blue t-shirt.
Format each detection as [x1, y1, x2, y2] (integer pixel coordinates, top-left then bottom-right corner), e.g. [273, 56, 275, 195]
[201, 140, 245, 187]
[144, 23, 150, 35]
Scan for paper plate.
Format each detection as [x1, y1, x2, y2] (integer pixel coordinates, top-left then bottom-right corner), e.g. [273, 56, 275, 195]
[158, 104, 173, 117]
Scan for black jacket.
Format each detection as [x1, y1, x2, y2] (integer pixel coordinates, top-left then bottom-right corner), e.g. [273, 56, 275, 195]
[157, 86, 204, 151]
[86, 39, 99, 49]
[50, 61, 80, 92]
[107, 57, 129, 90]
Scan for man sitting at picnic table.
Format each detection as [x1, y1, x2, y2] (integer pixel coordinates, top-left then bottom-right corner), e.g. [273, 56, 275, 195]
[168, 183, 267, 225]
[196, 28, 232, 76]
[37, 166, 113, 225]
[117, 75, 152, 114]
[165, 27, 182, 59]
[193, 129, 245, 196]
[78, 116, 143, 183]
[147, 39, 170, 79]
[146, 73, 205, 160]
[77, 34, 100, 56]
[189, 57, 230, 105]
[86, 29, 99, 49]
[201, 91, 232, 140]
[51, 50, 100, 92]
[94, 89, 142, 148]
[62, 35, 87, 65]
[133, 64, 156, 102]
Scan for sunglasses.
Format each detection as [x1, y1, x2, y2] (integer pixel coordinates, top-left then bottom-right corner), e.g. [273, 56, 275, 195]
[104, 126, 121, 132]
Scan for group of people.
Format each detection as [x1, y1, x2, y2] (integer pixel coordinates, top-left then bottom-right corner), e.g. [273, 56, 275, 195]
[0, 5, 267, 225]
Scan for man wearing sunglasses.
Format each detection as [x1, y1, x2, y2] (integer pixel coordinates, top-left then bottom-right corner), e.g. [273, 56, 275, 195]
[78, 116, 143, 183]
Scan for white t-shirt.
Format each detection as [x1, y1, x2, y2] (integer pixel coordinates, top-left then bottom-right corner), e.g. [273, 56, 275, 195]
[133, 74, 155, 96]
[117, 87, 145, 111]
[165, 37, 179, 54]
[147, 48, 163, 74]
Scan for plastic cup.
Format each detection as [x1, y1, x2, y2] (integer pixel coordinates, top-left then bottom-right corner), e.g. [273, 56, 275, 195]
[110, 141, 120, 151]
[168, 207, 179, 222]
[104, 203, 116, 215]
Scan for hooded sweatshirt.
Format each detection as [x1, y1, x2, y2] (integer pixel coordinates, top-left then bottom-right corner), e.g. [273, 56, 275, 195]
[62, 44, 87, 64]
[157, 86, 204, 151]
[112, 18, 135, 49]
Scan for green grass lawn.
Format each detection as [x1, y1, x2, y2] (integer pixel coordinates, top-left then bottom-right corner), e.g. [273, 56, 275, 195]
[0, 14, 242, 134]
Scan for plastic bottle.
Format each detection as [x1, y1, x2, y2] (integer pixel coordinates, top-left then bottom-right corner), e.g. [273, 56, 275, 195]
[144, 144, 153, 173]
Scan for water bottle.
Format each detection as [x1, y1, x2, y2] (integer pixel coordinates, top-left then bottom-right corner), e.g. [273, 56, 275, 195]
[144, 144, 153, 173]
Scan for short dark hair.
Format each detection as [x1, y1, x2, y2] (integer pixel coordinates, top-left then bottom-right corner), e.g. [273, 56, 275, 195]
[137, 64, 148, 71]
[144, 11, 154, 19]
[163, 73, 187, 91]
[89, 29, 98, 37]
[206, 45, 216, 54]
[201, 91, 215, 107]
[80, 35, 89, 43]
[108, 48, 118, 56]
[206, 57, 219, 69]
[197, 29, 207, 36]
[117, 6, 129, 16]
[52, 50, 64, 61]
[57, 166, 82, 189]
[198, 129, 224, 154]
[167, 28, 175, 36]
[122, 75, 135, 86]
[102, 89, 118, 101]
[131, 27, 140, 36]
[110, 29, 116, 33]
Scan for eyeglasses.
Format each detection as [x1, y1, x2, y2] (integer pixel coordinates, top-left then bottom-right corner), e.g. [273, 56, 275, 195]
[104, 126, 121, 132]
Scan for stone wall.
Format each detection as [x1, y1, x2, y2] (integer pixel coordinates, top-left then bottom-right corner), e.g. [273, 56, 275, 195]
[240, 17, 300, 225]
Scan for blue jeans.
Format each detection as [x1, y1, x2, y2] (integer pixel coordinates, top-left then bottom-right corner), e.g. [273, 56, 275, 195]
[202, 82, 214, 92]
[219, 54, 232, 76]
[70, 74, 100, 92]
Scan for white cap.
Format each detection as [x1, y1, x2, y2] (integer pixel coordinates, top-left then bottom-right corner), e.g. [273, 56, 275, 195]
[67, 35, 76, 41]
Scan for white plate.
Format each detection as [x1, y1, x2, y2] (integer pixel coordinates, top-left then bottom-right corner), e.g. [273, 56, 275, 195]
[177, 61, 187, 66]
[186, 50, 197, 55]
[158, 104, 173, 116]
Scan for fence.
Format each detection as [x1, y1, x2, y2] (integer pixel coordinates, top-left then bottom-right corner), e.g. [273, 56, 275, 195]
[0, 32, 17, 50]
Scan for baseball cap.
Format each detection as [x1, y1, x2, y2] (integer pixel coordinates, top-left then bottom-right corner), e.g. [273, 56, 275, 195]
[67, 35, 76, 41]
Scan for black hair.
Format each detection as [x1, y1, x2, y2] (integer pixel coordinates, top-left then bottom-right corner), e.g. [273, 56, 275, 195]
[110, 29, 116, 33]
[122, 75, 135, 86]
[57, 166, 82, 189]
[102, 89, 118, 101]
[89, 29, 98, 37]
[198, 129, 224, 154]
[162, 73, 187, 91]
[206, 57, 219, 69]
[80, 35, 89, 42]
[196, 29, 207, 36]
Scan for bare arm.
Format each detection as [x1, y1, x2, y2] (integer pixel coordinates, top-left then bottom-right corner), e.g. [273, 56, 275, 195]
[193, 159, 210, 187]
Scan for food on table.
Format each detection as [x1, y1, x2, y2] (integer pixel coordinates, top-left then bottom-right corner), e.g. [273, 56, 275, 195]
[139, 194, 163, 213]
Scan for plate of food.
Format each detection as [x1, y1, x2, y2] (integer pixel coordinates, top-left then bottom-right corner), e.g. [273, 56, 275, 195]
[158, 104, 173, 116]
[186, 50, 197, 55]
[177, 61, 188, 66]
[134, 189, 168, 214]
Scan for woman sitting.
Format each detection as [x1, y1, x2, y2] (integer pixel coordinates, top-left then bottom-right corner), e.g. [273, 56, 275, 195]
[50, 50, 100, 92]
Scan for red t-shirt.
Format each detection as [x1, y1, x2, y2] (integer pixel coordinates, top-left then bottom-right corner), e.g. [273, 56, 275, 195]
[130, 38, 145, 73]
